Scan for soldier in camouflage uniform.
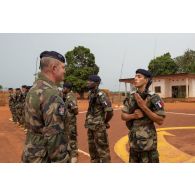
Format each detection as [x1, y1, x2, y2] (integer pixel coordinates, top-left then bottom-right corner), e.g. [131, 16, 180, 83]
[21, 51, 69, 163]
[85, 75, 113, 163]
[11, 89, 18, 123]
[15, 88, 23, 125]
[63, 82, 79, 163]
[21, 85, 28, 128]
[8, 88, 15, 121]
[121, 69, 166, 163]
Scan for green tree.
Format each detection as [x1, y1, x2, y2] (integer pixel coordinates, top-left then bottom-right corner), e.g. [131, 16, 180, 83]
[0, 85, 3, 90]
[65, 46, 99, 99]
[148, 53, 178, 76]
[174, 49, 195, 73]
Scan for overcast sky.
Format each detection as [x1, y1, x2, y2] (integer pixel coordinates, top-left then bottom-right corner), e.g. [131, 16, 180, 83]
[0, 33, 194, 91]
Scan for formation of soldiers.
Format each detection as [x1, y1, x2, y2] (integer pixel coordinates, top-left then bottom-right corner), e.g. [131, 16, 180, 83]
[8, 86, 31, 131]
[8, 50, 166, 163]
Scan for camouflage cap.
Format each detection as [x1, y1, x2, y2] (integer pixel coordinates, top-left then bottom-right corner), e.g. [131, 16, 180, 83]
[40, 51, 65, 63]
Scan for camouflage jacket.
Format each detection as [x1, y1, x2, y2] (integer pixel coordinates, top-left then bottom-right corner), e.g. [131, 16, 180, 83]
[122, 90, 166, 151]
[25, 72, 67, 137]
[63, 91, 78, 117]
[8, 94, 15, 108]
[21, 92, 27, 106]
[15, 94, 23, 109]
[85, 89, 113, 130]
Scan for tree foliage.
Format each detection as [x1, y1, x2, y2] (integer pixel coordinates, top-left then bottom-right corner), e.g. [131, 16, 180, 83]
[65, 46, 99, 98]
[148, 53, 178, 76]
[174, 49, 195, 73]
[148, 50, 195, 76]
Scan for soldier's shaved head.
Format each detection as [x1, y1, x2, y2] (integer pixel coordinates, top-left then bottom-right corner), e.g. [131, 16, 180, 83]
[39, 57, 65, 84]
[40, 57, 60, 71]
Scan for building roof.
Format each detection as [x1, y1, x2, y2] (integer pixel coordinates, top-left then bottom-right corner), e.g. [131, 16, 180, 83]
[119, 73, 195, 83]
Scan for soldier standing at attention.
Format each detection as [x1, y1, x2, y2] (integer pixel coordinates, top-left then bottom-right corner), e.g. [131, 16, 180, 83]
[63, 82, 79, 163]
[11, 89, 18, 123]
[121, 69, 166, 163]
[15, 88, 22, 125]
[85, 75, 113, 163]
[8, 88, 15, 121]
[22, 51, 69, 163]
[21, 85, 28, 128]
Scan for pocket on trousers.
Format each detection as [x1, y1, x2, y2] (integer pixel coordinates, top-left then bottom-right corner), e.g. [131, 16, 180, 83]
[135, 128, 153, 151]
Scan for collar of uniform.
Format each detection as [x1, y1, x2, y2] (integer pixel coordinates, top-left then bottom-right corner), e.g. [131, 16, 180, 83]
[90, 88, 99, 94]
[130, 89, 137, 95]
[37, 72, 56, 87]
[67, 90, 73, 95]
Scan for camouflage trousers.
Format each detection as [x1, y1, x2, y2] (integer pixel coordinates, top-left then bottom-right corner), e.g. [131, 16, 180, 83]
[11, 108, 18, 122]
[68, 117, 78, 158]
[87, 125, 111, 163]
[129, 148, 159, 163]
[21, 131, 69, 163]
[21, 108, 26, 128]
[16, 108, 23, 125]
[9, 107, 15, 121]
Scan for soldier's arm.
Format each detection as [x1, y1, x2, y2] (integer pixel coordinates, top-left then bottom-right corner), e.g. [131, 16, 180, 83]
[139, 106, 164, 125]
[105, 110, 113, 123]
[67, 95, 78, 115]
[134, 93, 165, 125]
[121, 96, 137, 121]
[42, 95, 66, 135]
[42, 94, 69, 161]
[121, 112, 136, 121]
[99, 92, 113, 123]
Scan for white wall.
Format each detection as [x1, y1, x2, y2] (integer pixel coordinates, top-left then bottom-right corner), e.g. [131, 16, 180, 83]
[150, 79, 166, 97]
[190, 79, 195, 97]
[150, 77, 195, 98]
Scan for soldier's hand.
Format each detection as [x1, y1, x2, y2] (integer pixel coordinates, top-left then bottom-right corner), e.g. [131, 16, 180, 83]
[105, 123, 110, 129]
[134, 93, 147, 109]
[134, 109, 144, 119]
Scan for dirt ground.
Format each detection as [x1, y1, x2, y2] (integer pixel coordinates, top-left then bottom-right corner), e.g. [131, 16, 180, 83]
[0, 102, 195, 163]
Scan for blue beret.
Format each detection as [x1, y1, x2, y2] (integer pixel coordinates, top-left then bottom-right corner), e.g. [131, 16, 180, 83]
[88, 75, 101, 83]
[40, 51, 65, 63]
[136, 69, 152, 78]
[63, 82, 72, 89]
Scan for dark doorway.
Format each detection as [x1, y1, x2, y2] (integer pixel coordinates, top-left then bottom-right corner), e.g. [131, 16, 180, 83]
[172, 86, 186, 98]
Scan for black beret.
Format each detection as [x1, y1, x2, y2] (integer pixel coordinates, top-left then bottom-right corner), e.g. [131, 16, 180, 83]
[40, 51, 65, 63]
[136, 69, 152, 78]
[63, 82, 72, 89]
[88, 75, 101, 83]
[16, 88, 21, 90]
[22, 85, 27, 88]
[8, 88, 13, 90]
[27, 86, 32, 89]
